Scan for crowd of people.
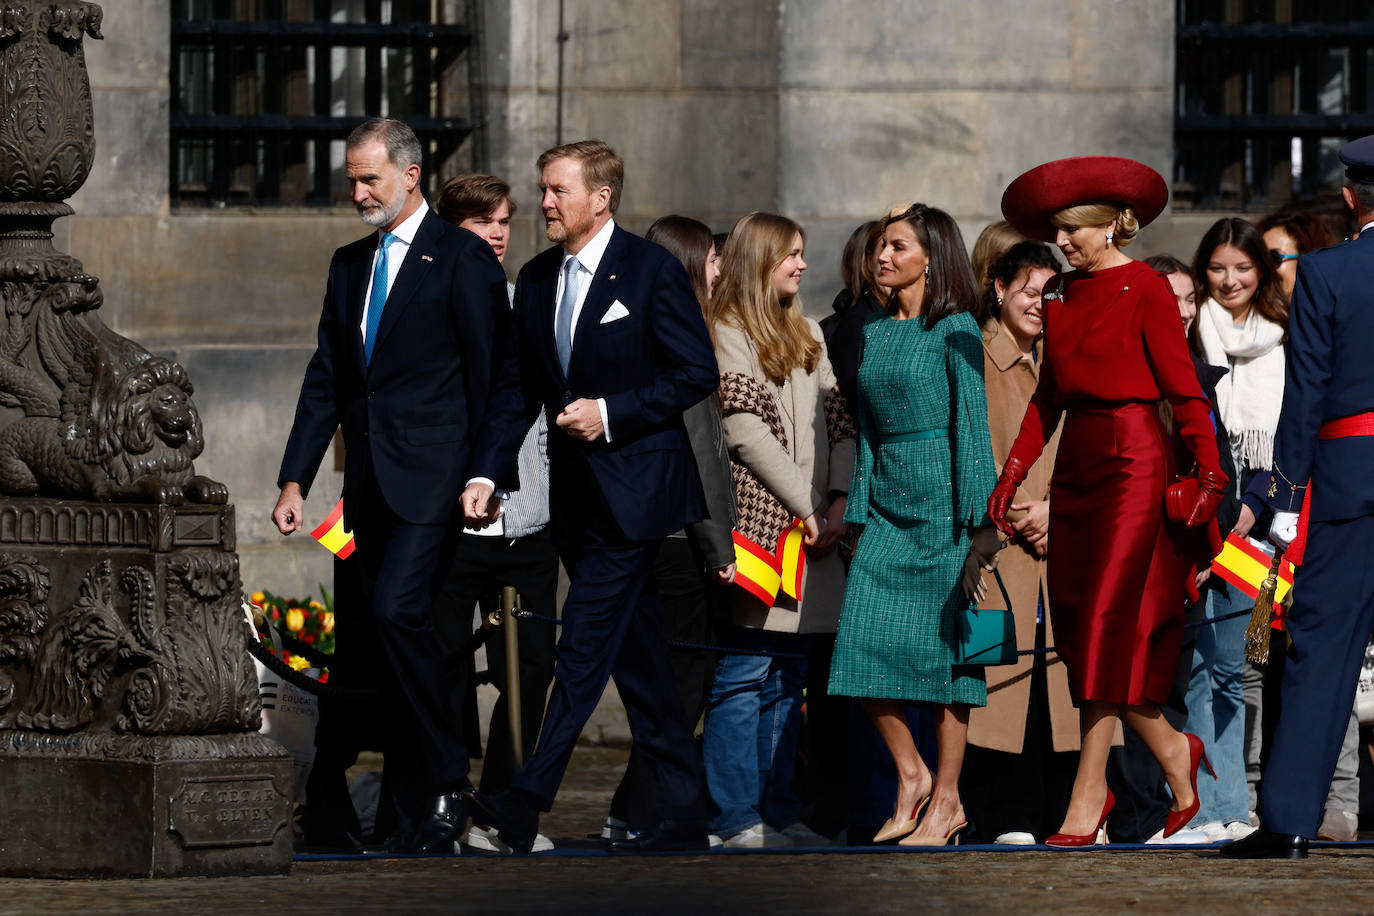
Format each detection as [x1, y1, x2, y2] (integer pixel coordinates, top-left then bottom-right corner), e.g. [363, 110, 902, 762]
[274, 116, 1374, 858]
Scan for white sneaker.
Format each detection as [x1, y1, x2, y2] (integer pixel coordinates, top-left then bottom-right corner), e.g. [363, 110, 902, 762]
[1146, 826, 1211, 845]
[1197, 821, 1227, 842]
[463, 824, 554, 853]
[994, 831, 1036, 845]
[707, 833, 723, 848]
[722, 823, 791, 848]
[779, 822, 832, 847]
[1317, 808, 1358, 842]
[1223, 820, 1257, 841]
[600, 817, 636, 842]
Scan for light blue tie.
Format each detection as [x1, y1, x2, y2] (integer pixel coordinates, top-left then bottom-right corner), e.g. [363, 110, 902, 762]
[364, 231, 397, 365]
[555, 255, 581, 375]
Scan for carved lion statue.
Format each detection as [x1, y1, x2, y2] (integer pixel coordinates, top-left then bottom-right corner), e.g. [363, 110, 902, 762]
[0, 350, 228, 504]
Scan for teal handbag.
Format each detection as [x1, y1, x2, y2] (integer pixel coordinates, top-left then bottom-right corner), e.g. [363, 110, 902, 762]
[954, 568, 1018, 666]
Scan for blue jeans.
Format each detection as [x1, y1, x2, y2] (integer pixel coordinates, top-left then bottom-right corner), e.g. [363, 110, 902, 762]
[702, 629, 810, 837]
[1183, 582, 1251, 826]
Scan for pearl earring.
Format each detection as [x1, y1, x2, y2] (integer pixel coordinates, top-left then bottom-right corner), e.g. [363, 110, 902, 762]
[997, 296, 1003, 306]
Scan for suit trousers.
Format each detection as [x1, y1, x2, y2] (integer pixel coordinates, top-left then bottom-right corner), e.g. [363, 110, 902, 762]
[608, 536, 719, 830]
[430, 528, 559, 793]
[352, 468, 469, 833]
[513, 472, 707, 821]
[1260, 515, 1374, 837]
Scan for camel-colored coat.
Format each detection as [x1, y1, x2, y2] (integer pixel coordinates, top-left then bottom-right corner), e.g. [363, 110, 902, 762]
[968, 320, 1080, 754]
[715, 319, 855, 634]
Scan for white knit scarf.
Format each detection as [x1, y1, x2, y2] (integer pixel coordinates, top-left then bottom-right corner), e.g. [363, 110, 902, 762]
[1196, 298, 1285, 470]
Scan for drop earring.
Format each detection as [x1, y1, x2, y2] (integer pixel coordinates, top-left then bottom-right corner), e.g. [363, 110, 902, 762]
[1106, 230, 1115, 246]
[924, 265, 930, 278]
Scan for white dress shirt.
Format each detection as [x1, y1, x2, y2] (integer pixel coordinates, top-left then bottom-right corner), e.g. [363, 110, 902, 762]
[556, 217, 616, 440]
[359, 203, 428, 342]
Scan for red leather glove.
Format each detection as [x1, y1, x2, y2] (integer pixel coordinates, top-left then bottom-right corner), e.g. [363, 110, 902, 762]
[1183, 467, 1229, 528]
[987, 457, 1028, 537]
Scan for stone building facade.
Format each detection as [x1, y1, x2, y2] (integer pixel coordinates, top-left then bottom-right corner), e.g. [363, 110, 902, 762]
[71, 1, 1219, 595]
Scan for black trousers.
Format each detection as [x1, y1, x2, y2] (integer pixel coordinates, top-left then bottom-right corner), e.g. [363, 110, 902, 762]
[430, 528, 560, 793]
[349, 470, 470, 835]
[302, 553, 386, 840]
[511, 468, 705, 821]
[608, 536, 719, 831]
[960, 627, 1078, 843]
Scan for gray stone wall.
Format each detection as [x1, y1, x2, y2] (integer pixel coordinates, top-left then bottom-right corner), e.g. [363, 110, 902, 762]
[66, 0, 1204, 597]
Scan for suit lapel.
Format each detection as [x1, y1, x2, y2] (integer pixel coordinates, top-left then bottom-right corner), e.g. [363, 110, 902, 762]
[371, 209, 439, 362]
[569, 226, 627, 377]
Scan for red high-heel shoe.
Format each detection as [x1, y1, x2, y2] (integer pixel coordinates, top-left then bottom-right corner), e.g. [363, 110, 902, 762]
[1162, 732, 1216, 838]
[1045, 790, 1115, 848]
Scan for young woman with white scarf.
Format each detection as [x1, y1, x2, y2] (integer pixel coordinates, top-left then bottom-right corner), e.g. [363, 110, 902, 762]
[1184, 216, 1289, 841]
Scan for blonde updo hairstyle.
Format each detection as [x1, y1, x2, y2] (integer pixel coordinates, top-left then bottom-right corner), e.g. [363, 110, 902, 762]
[1053, 202, 1140, 247]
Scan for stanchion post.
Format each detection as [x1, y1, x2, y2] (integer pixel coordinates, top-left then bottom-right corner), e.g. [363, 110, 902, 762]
[502, 585, 523, 767]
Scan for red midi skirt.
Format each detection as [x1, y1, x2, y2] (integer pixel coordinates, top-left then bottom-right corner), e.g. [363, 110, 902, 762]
[1048, 402, 1188, 706]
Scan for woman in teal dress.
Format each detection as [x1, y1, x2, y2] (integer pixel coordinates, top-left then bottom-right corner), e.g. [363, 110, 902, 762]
[829, 203, 1000, 845]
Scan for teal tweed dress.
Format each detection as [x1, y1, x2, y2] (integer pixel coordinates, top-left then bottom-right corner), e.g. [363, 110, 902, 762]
[828, 311, 997, 705]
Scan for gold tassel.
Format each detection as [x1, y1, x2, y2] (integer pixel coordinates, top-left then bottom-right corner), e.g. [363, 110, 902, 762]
[1244, 552, 1285, 664]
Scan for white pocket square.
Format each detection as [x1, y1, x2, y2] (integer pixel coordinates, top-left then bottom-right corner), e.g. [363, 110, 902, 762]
[600, 301, 630, 323]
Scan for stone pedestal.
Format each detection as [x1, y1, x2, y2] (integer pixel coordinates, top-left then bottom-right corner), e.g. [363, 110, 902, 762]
[0, 499, 292, 877]
[0, 734, 292, 878]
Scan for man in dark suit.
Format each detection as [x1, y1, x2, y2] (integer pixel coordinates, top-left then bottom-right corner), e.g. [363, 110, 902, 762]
[274, 117, 520, 852]
[1223, 134, 1374, 859]
[461, 139, 719, 852]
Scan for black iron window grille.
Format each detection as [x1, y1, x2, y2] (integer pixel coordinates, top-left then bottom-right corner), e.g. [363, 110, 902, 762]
[1175, 0, 1374, 211]
[170, 0, 485, 208]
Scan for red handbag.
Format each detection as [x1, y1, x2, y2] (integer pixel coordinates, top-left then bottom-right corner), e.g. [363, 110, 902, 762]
[1165, 475, 1199, 523]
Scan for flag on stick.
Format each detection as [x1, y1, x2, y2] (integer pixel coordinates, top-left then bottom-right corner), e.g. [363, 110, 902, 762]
[731, 520, 807, 605]
[1210, 532, 1292, 602]
[310, 498, 356, 559]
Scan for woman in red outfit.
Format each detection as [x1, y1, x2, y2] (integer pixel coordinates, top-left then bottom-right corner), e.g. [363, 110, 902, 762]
[988, 157, 1228, 847]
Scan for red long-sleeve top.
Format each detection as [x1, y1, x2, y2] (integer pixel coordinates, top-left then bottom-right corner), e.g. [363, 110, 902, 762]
[1007, 260, 1223, 476]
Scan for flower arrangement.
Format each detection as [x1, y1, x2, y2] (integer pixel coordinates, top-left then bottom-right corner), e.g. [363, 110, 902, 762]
[249, 587, 335, 680]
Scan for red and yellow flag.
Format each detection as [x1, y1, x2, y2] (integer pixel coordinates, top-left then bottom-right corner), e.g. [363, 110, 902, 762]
[310, 498, 356, 559]
[1210, 531, 1292, 602]
[732, 519, 807, 605]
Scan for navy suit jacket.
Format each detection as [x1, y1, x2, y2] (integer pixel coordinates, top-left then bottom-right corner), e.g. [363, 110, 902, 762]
[1271, 231, 1374, 521]
[511, 224, 718, 541]
[278, 207, 522, 527]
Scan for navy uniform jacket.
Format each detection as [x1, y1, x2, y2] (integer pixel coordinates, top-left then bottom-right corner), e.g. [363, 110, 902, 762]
[511, 224, 718, 541]
[279, 208, 522, 527]
[1270, 231, 1374, 520]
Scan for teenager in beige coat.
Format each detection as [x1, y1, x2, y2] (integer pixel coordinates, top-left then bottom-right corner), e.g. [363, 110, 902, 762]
[702, 212, 855, 848]
[961, 241, 1082, 845]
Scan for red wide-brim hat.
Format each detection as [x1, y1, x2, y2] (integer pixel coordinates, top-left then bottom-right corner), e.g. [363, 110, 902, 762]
[1000, 156, 1168, 242]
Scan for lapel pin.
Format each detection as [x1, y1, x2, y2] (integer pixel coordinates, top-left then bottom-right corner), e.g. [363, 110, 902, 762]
[421, 254, 433, 262]
[608, 274, 616, 280]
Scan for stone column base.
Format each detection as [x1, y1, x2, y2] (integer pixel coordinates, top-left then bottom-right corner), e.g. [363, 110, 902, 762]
[0, 733, 293, 877]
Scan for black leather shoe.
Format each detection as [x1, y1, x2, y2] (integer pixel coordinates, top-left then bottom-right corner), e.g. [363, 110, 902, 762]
[1219, 829, 1309, 859]
[414, 791, 470, 855]
[607, 819, 710, 853]
[465, 787, 540, 854]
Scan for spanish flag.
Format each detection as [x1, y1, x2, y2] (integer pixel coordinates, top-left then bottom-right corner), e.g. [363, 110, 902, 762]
[732, 520, 807, 605]
[310, 498, 356, 559]
[1210, 531, 1292, 603]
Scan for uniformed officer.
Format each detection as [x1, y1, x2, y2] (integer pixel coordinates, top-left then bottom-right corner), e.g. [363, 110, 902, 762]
[1223, 134, 1374, 859]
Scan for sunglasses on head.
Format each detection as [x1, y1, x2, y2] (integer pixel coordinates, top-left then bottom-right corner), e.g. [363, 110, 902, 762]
[1269, 249, 1299, 265]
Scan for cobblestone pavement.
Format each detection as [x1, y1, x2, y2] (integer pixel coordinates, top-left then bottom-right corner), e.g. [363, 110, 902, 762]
[5, 747, 1374, 914]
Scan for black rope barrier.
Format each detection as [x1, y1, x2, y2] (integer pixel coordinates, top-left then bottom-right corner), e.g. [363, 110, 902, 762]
[250, 597, 1263, 700]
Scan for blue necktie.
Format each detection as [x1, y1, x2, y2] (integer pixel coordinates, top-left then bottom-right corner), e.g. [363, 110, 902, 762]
[555, 255, 581, 375]
[364, 231, 397, 365]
